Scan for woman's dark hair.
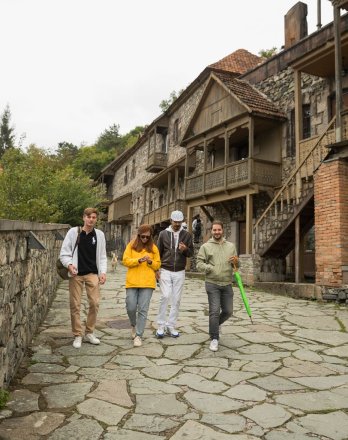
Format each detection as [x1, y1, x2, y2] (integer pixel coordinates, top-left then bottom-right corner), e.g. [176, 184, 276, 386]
[131, 224, 154, 252]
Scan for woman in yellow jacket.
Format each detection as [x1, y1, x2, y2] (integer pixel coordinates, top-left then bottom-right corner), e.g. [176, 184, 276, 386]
[122, 224, 161, 347]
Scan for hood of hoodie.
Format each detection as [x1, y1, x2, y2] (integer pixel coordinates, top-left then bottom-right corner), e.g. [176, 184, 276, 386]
[166, 225, 184, 233]
[207, 237, 226, 245]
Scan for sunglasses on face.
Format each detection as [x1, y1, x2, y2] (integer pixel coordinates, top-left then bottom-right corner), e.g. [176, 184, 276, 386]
[140, 235, 151, 239]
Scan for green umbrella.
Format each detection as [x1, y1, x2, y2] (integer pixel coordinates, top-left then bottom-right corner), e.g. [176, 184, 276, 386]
[233, 263, 253, 324]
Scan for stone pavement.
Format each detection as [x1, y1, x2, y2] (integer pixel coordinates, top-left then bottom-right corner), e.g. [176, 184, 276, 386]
[1, 262, 348, 440]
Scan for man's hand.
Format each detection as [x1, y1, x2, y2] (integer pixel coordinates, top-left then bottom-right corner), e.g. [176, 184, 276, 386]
[99, 273, 106, 284]
[68, 264, 78, 277]
[178, 242, 187, 252]
[228, 255, 239, 266]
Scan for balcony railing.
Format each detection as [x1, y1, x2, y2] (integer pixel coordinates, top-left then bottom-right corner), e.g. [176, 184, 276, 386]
[146, 152, 168, 172]
[185, 158, 281, 199]
[143, 200, 187, 225]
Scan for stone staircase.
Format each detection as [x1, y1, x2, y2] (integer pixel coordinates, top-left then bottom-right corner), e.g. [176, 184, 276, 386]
[254, 116, 337, 257]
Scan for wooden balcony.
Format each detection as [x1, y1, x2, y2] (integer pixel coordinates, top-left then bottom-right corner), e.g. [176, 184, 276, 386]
[185, 158, 281, 200]
[146, 152, 168, 173]
[143, 200, 187, 225]
[108, 194, 133, 224]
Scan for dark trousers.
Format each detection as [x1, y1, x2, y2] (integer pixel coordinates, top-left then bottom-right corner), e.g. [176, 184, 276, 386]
[206, 282, 233, 340]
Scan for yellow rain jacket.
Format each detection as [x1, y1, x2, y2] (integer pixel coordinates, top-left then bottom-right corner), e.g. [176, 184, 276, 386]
[122, 241, 161, 289]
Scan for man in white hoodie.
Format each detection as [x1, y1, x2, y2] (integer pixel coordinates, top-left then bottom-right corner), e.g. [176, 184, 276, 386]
[60, 207, 107, 348]
[197, 220, 238, 352]
[156, 210, 193, 338]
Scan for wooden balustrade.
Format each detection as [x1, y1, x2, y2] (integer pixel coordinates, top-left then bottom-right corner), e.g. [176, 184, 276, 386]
[185, 159, 281, 199]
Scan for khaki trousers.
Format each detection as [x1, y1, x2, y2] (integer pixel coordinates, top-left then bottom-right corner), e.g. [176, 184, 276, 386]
[69, 274, 100, 336]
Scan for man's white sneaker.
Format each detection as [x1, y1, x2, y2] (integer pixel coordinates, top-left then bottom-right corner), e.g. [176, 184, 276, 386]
[72, 336, 82, 349]
[85, 333, 100, 345]
[167, 327, 180, 338]
[133, 336, 142, 347]
[156, 326, 165, 338]
[209, 339, 219, 352]
[131, 326, 136, 339]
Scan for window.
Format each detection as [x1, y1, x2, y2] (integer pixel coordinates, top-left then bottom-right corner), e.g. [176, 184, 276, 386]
[131, 159, 136, 179]
[162, 131, 168, 153]
[173, 119, 179, 144]
[124, 166, 128, 185]
[288, 104, 311, 157]
[159, 194, 164, 207]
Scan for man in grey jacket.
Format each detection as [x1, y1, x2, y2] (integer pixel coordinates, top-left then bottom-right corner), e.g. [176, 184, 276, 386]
[197, 220, 238, 351]
[60, 207, 107, 348]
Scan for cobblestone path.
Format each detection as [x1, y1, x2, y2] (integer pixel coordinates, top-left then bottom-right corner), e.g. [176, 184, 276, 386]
[1, 262, 348, 439]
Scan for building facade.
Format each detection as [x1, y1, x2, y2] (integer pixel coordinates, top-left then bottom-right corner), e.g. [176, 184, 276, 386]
[99, 1, 348, 301]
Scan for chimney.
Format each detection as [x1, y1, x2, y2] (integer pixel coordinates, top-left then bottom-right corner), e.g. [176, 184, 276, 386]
[284, 2, 308, 49]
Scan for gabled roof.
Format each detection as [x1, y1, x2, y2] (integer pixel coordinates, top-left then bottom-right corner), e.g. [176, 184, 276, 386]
[209, 49, 263, 75]
[213, 71, 286, 119]
[182, 71, 286, 143]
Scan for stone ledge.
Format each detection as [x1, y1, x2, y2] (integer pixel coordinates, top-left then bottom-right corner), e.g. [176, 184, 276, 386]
[253, 282, 323, 301]
[0, 220, 70, 232]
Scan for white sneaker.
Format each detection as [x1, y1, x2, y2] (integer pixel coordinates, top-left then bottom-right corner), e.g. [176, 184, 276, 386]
[133, 336, 142, 347]
[167, 327, 180, 338]
[209, 339, 219, 352]
[131, 326, 136, 339]
[72, 336, 82, 349]
[85, 333, 100, 345]
[156, 326, 165, 338]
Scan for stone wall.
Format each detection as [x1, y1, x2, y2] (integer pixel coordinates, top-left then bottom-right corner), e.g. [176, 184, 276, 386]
[0, 220, 69, 387]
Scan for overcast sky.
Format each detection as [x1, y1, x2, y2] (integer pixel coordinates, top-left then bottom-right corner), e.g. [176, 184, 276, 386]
[0, 0, 334, 150]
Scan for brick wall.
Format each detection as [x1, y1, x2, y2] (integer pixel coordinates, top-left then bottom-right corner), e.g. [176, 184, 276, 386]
[315, 158, 348, 287]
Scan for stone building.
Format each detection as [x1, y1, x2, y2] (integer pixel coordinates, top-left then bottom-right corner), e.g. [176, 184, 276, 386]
[99, 1, 348, 301]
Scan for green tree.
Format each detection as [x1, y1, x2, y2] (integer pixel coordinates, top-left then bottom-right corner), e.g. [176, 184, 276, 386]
[159, 89, 184, 112]
[0, 146, 105, 224]
[73, 145, 114, 180]
[95, 124, 122, 152]
[122, 126, 144, 149]
[0, 105, 15, 158]
[258, 47, 278, 59]
[56, 141, 79, 163]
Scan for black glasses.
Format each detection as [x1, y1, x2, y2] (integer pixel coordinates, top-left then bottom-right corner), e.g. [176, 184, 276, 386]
[140, 235, 151, 239]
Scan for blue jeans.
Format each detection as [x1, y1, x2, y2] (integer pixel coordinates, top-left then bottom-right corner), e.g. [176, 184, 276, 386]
[205, 282, 233, 340]
[126, 288, 153, 337]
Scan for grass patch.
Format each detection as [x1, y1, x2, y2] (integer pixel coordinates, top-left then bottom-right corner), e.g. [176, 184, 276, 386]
[335, 317, 347, 333]
[0, 389, 9, 409]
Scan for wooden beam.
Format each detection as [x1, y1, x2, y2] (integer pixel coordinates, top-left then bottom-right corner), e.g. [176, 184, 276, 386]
[295, 216, 300, 283]
[200, 205, 214, 222]
[175, 167, 179, 200]
[294, 69, 302, 168]
[246, 194, 253, 254]
[248, 117, 254, 158]
[334, 5, 343, 141]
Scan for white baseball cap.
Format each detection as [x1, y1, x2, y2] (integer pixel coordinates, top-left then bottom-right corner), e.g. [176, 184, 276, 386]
[170, 210, 184, 221]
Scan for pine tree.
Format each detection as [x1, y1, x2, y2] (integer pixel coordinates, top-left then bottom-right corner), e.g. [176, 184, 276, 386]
[0, 105, 15, 158]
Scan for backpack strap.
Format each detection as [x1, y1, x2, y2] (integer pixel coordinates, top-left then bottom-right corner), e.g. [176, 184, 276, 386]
[72, 227, 81, 257]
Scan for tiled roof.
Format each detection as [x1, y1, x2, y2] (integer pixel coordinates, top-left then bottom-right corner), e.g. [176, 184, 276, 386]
[214, 71, 286, 119]
[209, 49, 263, 75]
